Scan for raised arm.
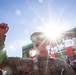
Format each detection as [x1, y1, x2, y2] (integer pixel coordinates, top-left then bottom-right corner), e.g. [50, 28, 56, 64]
[0, 23, 9, 64]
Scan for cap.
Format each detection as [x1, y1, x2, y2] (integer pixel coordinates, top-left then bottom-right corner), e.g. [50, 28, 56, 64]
[30, 32, 47, 42]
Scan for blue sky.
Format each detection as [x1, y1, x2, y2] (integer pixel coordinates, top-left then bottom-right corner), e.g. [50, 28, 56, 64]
[0, 0, 76, 57]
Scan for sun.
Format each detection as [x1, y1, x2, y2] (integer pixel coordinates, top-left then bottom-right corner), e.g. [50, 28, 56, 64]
[43, 25, 63, 41]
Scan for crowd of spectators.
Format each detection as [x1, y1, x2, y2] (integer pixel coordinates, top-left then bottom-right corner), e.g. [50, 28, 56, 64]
[28, 35, 76, 59]
[49, 35, 76, 58]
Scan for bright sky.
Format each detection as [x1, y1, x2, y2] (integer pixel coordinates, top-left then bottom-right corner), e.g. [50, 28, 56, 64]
[0, 0, 76, 57]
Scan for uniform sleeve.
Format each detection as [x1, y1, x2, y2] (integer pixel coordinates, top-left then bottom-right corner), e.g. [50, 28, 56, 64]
[0, 34, 7, 64]
[61, 60, 76, 75]
[5, 57, 34, 75]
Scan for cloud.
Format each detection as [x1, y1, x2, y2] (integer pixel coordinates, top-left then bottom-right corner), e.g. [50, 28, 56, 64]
[24, 29, 29, 35]
[6, 39, 28, 57]
[38, 0, 44, 3]
[9, 45, 15, 50]
[15, 9, 21, 15]
[32, 18, 38, 24]
[35, 25, 44, 32]
[9, 40, 27, 50]
[20, 19, 26, 25]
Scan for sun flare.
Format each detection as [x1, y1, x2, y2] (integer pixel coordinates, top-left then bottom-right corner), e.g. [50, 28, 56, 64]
[43, 25, 63, 41]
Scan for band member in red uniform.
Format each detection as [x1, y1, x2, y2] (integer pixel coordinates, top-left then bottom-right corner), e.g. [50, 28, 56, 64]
[64, 36, 76, 57]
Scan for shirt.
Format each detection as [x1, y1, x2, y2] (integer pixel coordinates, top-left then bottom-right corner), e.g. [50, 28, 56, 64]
[64, 39, 74, 47]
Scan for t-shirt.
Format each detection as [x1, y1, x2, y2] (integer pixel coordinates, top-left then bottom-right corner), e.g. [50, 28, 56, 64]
[64, 39, 74, 47]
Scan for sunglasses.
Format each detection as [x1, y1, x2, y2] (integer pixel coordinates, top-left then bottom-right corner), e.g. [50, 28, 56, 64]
[31, 34, 47, 42]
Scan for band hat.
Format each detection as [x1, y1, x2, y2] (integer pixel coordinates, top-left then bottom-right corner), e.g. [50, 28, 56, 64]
[30, 32, 47, 42]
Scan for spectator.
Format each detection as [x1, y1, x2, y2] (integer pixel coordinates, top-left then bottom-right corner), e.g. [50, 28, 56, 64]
[57, 42, 65, 51]
[64, 36, 76, 57]
[29, 49, 37, 59]
[49, 44, 58, 58]
[72, 36, 76, 47]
